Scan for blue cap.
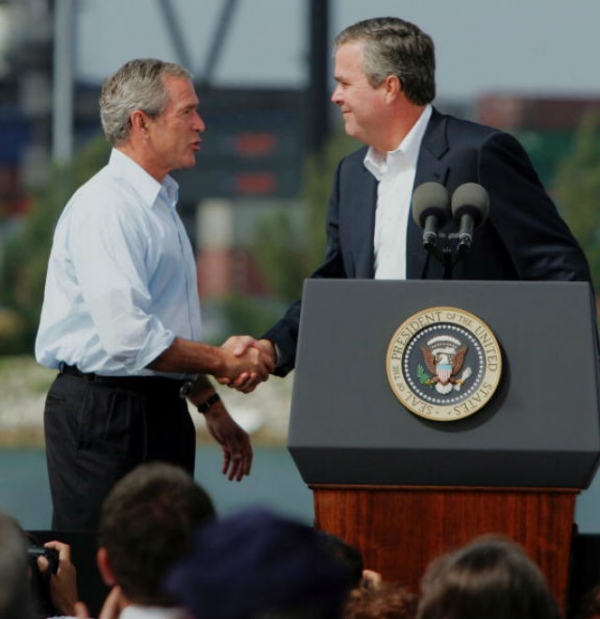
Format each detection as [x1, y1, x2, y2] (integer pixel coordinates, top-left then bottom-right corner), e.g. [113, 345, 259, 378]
[163, 506, 351, 619]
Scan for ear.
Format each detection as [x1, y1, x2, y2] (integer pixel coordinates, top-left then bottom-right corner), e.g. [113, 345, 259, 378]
[97, 547, 117, 586]
[383, 74, 402, 102]
[130, 110, 149, 135]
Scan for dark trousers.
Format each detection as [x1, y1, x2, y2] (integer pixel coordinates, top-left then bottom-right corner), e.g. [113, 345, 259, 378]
[44, 371, 196, 531]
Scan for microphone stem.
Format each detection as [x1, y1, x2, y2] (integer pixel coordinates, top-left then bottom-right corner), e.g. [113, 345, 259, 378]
[453, 242, 470, 265]
[442, 245, 454, 279]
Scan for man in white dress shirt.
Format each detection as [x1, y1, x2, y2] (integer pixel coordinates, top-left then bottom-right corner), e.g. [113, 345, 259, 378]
[35, 58, 273, 531]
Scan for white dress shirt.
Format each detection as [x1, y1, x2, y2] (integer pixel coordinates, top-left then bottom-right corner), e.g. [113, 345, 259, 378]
[35, 148, 202, 377]
[364, 105, 432, 279]
[119, 605, 190, 619]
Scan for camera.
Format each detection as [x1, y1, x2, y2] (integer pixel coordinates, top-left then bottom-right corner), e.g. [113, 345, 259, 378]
[27, 545, 59, 574]
[27, 545, 60, 616]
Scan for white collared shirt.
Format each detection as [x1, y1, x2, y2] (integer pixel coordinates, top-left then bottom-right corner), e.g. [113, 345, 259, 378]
[35, 148, 202, 377]
[364, 105, 432, 279]
[119, 605, 189, 619]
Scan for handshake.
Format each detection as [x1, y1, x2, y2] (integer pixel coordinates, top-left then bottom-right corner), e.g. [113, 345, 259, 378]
[217, 336, 276, 393]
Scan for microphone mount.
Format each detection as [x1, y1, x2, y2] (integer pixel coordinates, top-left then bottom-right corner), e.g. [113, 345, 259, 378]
[411, 182, 490, 279]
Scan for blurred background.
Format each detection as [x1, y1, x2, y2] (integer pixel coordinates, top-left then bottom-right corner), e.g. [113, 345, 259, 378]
[1, 0, 600, 530]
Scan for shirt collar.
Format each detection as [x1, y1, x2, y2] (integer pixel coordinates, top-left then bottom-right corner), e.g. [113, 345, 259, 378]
[108, 148, 179, 209]
[364, 104, 432, 180]
[120, 604, 188, 619]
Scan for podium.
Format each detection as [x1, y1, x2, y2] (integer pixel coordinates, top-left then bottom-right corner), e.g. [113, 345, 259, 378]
[288, 279, 600, 611]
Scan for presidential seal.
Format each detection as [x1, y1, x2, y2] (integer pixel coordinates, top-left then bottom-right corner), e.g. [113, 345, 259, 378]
[386, 307, 502, 421]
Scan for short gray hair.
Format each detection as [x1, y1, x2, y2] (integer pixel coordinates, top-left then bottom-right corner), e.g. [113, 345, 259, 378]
[334, 17, 435, 106]
[99, 58, 192, 145]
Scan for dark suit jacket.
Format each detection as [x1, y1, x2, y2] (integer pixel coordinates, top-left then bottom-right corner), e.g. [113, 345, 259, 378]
[263, 108, 593, 375]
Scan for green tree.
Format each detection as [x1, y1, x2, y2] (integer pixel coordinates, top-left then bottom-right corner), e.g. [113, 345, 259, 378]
[553, 112, 600, 291]
[4, 133, 110, 352]
[253, 132, 358, 302]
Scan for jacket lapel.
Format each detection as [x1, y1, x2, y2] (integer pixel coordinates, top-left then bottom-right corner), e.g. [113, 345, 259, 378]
[345, 154, 378, 278]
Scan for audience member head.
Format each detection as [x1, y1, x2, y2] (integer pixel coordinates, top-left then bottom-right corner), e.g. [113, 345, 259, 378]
[0, 510, 38, 619]
[344, 580, 418, 619]
[317, 531, 383, 592]
[97, 462, 215, 607]
[164, 506, 352, 619]
[578, 583, 600, 619]
[416, 534, 561, 619]
[317, 531, 364, 590]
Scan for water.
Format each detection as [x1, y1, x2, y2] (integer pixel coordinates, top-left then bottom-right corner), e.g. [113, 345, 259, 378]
[3, 445, 600, 534]
[0, 445, 314, 530]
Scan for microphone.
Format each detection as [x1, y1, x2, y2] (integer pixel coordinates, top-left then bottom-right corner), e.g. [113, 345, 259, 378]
[411, 182, 451, 248]
[450, 183, 490, 249]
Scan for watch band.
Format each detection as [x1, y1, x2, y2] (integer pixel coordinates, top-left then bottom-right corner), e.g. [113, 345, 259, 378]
[196, 392, 221, 414]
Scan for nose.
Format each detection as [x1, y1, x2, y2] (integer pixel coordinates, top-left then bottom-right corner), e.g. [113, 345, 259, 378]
[194, 112, 206, 133]
[331, 84, 342, 105]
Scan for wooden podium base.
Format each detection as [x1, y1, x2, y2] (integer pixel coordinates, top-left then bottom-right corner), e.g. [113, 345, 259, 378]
[312, 485, 577, 612]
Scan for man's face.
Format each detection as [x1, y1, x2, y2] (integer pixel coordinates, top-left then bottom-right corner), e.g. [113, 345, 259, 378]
[144, 75, 205, 179]
[331, 41, 387, 146]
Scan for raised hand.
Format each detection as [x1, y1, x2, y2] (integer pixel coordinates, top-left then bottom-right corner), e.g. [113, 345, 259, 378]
[37, 540, 80, 617]
[97, 585, 126, 619]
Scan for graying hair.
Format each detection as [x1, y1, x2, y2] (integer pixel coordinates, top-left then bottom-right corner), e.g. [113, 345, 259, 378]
[334, 17, 435, 106]
[99, 58, 192, 145]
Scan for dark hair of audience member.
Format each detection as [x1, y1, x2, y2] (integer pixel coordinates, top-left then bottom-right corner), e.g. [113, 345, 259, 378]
[578, 583, 600, 619]
[97, 462, 215, 606]
[0, 510, 38, 619]
[317, 531, 364, 590]
[344, 580, 418, 619]
[415, 534, 561, 619]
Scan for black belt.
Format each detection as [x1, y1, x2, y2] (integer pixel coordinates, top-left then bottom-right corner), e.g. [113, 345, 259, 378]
[58, 363, 186, 395]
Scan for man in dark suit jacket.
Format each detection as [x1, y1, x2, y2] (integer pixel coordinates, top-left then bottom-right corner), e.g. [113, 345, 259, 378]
[223, 16, 592, 385]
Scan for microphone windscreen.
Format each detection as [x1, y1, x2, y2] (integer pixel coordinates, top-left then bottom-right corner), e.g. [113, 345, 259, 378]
[451, 183, 490, 226]
[412, 182, 450, 228]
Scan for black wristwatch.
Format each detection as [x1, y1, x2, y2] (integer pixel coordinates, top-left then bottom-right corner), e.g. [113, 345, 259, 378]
[196, 393, 221, 414]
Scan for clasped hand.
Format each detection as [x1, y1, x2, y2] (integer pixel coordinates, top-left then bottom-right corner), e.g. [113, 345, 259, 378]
[218, 336, 275, 393]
